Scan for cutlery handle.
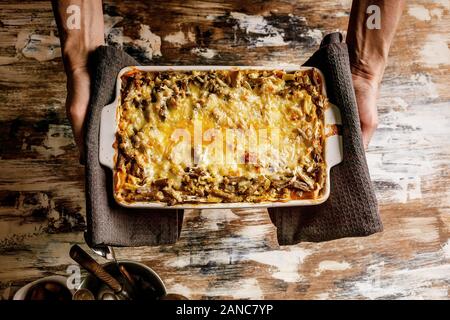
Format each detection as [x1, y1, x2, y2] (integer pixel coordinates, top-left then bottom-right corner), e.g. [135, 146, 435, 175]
[119, 265, 136, 287]
[70, 244, 122, 293]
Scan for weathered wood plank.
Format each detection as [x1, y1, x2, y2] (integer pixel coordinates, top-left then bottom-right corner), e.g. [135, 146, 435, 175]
[0, 0, 449, 300]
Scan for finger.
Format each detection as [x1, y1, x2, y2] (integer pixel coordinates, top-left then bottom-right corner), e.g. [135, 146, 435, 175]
[65, 68, 91, 163]
[66, 102, 87, 163]
[361, 122, 377, 150]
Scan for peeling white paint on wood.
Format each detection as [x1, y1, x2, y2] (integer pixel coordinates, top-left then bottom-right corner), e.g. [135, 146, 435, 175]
[106, 23, 162, 59]
[21, 33, 61, 62]
[442, 239, 450, 259]
[302, 29, 323, 45]
[350, 259, 450, 300]
[245, 248, 312, 283]
[368, 70, 450, 204]
[199, 209, 239, 231]
[164, 247, 232, 269]
[432, 0, 450, 9]
[206, 278, 263, 299]
[13, 30, 61, 62]
[316, 260, 351, 275]
[164, 31, 190, 46]
[314, 292, 331, 299]
[400, 217, 440, 243]
[408, 5, 432, 21]
[420, 34, 450, 67]
[29, 124, 74, 158]
[134, 24, 162, 59]
[430, 8, 444, 19]
[103, 14, 124, 35]
[334, 12, 349, 18]
[165, 283, 193, 298]
[191, 48, 217, 59]
[229, 12, 288, 47]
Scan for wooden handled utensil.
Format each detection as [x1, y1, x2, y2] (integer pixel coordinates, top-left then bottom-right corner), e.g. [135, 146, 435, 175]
[69, 244, 130, 300]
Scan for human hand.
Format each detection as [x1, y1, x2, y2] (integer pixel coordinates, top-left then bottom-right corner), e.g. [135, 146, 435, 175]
[51, 0, 104, 162]
[66, 66, 91, 162]
[345, 1, 405, 149]
[351, 70, 380, 149]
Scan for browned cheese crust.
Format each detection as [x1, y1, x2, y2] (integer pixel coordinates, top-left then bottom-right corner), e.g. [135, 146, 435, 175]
[114, 69, 327, 205]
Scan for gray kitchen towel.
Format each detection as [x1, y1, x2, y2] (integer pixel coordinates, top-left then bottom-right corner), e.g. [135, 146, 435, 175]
[268, 33, 383, 244]
[84, 46, 183, 247]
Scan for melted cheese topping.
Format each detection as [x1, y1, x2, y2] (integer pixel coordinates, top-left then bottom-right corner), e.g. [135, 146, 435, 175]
[114, 69, 327, 205]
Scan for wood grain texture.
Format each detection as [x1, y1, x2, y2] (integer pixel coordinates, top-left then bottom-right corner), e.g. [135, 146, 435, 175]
[0, 0, 449, 300]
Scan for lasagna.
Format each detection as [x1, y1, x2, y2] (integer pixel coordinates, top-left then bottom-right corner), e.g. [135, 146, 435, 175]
[114, 68, 327, 205]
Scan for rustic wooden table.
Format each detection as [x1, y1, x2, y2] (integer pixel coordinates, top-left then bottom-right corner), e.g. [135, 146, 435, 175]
[0, 0, 449, 300]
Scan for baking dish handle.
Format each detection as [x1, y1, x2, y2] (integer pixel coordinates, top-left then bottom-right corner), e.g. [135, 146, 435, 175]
[325, 103, 343, 169]
[99, 101, 117, 170]
[324, 102, 342, 126]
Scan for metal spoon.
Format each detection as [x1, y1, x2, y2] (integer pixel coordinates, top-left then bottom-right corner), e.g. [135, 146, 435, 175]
[101, 292, 118, 300]
[84, 234, 136, 296]
[69, 244, 131, 300]
[73, 288, 95, 300]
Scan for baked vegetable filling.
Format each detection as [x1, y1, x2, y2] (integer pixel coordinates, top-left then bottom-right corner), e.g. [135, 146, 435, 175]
[114, 69, 327, 205]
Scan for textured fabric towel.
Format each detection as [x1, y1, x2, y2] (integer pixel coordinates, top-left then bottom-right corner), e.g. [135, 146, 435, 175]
[268, 32, 383, 244]
[84, 46, 183, 247]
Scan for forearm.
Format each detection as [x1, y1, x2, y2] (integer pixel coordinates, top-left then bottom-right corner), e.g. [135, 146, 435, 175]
[346, 0, 405, 83]
[51, 0, 104, 159]
[51, 0, 104, 74]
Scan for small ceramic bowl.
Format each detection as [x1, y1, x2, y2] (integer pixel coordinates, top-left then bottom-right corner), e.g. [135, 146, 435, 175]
[80, 260, 166, 300]
[13, 275, 74, 300]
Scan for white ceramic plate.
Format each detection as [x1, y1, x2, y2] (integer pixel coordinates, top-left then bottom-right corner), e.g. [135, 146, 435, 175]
[99, 66, 343, 209]
[13, 275, 74, 300]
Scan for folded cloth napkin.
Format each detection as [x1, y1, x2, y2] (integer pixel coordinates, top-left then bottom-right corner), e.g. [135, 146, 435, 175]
[268, 32, 383, 244]
[84, 46, 183, 247]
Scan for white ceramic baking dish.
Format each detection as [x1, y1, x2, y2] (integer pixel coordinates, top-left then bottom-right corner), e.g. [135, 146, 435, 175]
[99, 66, 343, 209]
